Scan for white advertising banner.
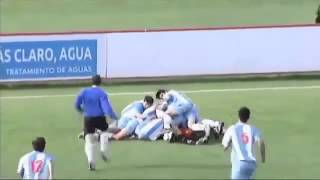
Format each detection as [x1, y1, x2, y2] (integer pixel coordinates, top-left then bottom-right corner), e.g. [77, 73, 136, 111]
[106, 26, 320, 78]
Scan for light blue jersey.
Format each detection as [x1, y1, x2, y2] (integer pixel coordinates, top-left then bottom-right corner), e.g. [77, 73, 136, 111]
[171, 104, 201, 128]
[165, 90, 193, 115]
[222, 121, 261, 179]
[118, 101, 145, 135]
[135, 106, 158, 137]
[142, 106, 157, 121]
[137, 118, 164, 141]
[121, 101, 145, 117]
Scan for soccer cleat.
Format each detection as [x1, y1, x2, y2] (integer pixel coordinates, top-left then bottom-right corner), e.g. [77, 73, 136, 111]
[186, 139, 196, 145]
[219, 122, 225, 135]
[163, 131, 173, 142]
[211, 127, 220, 140]
[88, 162, 96, 171]
[196, 137, 208, 145]
[129, 134, 137, 139]
[101, 152, 108, 162]
[203, 137, 209, 144]
[78, 132, 85, 140]
[169, 133, 177, 143]
[106, 132, 113, 139]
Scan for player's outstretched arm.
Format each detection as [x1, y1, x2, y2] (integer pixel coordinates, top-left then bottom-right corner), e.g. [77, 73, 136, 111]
[48, 160, 54, 180]
[16, 157, 24, 178]
[221, 126, 232, 151]
[100, 93, 118, 120]
[75, 89, 85, 112]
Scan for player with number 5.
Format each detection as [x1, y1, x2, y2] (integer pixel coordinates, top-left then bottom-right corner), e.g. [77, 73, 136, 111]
[222, 107, 266, 179]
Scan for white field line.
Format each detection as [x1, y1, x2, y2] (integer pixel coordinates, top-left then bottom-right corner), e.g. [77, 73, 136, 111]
[1, 85, 320, 100]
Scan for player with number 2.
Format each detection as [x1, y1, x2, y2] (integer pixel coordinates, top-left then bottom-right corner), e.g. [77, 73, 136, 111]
[17, 137, 54, 179]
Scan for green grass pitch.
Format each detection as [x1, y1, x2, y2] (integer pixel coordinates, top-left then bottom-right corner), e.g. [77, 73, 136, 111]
[1, 79, 320, 179]
[1, 0, 320, 33]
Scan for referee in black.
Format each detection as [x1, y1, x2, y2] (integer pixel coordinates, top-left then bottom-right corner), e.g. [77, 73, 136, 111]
[75, 74, 118, 171]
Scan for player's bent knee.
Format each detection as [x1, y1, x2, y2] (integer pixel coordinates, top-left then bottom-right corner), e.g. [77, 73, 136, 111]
[117, 117, 130, 129]
[126, 120, 139, 135]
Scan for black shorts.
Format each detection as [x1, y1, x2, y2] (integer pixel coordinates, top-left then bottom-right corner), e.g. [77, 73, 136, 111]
[84, 116, 108, 134]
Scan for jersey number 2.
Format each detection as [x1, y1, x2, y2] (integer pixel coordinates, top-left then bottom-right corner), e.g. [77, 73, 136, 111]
[241, 133, 249, 144]
[32, 160, 44, 173]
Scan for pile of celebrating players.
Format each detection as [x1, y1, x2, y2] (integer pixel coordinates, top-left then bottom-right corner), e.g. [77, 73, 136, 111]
[78, 88, 225, 145]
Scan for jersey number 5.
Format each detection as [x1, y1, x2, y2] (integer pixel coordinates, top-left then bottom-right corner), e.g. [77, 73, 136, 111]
[32, 160, 44, 173]
[241, 133, 249, 144]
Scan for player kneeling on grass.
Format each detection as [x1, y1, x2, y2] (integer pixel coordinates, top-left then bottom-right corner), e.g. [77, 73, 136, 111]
[110, 95, 154, 140]
[17, 137, 54, 179]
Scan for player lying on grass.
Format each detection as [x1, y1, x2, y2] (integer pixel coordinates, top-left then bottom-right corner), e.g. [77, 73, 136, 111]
[155, 89, 224, 144]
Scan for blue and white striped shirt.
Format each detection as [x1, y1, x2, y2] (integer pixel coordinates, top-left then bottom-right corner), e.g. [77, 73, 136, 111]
[17, 151, 54, 179]
[222, 121, 261, 163]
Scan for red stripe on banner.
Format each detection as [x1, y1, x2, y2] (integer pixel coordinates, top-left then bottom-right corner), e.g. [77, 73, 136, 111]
[0, 24, 319, 36]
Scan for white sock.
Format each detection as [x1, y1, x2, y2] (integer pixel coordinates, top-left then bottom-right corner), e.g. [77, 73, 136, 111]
[85, 134, 97, 165]
[162, 114, 172, 130]
[190, 123, 210, 138]
[202, 119, 220, 128]
[204, 124, 211, 138]
[100, 132, 109, 156]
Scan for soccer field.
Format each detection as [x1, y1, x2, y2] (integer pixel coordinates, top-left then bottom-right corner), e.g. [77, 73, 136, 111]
[1, 79, 320, 179]
[1, 0, 320, 33]
[2, 0, 320, 179]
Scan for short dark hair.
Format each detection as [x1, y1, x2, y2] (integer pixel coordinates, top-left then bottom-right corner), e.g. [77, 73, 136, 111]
[32, 137, 46, 152]
[92, 74, 102, 86]
[156, 89, 167, 99]
[144, 95, 154, 105]
[238, 107, 250, 123]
